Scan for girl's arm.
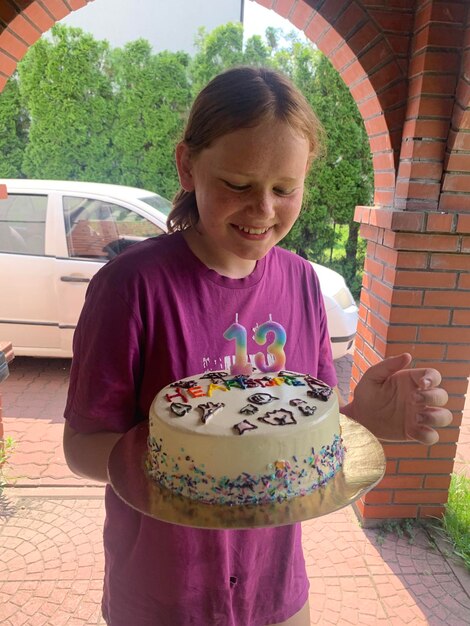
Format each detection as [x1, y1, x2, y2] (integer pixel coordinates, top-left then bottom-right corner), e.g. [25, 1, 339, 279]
[63, 421, 123, 483]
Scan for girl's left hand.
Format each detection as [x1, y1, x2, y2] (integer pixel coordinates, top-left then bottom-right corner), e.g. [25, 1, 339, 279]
[344, 353, 453, 444]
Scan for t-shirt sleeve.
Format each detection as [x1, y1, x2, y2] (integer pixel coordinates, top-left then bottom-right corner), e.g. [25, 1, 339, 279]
[64, 267, 144, 435]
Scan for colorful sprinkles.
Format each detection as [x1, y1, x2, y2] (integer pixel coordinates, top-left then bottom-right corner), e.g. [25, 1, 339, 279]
[147, 434, 345, 505]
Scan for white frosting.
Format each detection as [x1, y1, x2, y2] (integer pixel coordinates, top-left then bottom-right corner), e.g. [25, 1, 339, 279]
[148, 370, 344, 505]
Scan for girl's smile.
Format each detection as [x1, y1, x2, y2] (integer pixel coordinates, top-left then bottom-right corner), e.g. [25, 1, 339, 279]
[176, 117, 310, 279]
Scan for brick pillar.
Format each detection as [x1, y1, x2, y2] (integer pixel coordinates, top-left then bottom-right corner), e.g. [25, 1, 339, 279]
[352, 208, 469, 521]
[350, 0, 469, 522]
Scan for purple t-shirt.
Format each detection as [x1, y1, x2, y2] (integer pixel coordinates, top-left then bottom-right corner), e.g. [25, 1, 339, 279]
[65, 232, 337, 626]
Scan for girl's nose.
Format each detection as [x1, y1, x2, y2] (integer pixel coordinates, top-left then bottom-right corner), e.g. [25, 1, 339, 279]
[251, 191, 275, 217]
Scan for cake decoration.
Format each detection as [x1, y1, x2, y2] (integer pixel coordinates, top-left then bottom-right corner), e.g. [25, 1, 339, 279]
[170, 379, 197, 389]
[170, 402, 192, 417]
[307, 387, 333, 401]
[165, 388, 188, 403]
[279, 370, 306, 384]
[200, 371, 228, 382]
[207, 383, 228, 397]
[258, 409, 296, 426]
[233, 419, 258, 435]
[299, 405, 316, 416]
[247, 392, 279, 405]
[240, 404, 258, 415]
[198, 401, 224, 423]
[188, 385, 206, 398]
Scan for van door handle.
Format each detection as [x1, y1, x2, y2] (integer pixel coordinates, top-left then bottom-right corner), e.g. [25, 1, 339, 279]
[60, 275, 91, 283]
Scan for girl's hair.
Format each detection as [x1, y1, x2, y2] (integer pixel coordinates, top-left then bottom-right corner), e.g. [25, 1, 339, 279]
[167, 66, 324, 233]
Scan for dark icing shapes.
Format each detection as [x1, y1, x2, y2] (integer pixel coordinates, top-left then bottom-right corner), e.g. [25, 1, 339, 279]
[198, 401, 225, 423]
[233, 419, 258, 435]
[299, 404, 317, 416]
[240, 404, 259, 415]
[305, 374, 330, 388]
[279, 371, 306, 386]
[247, 392, 279, 405]
[307, 387, 333, 401]
[305, 375, 333, 400]
[289, 398, 305, 407]
[225, 376, 249, 389]
[200, 371, 229, 383]
[170, 402, 192, 417]
[170, 379, 197, 389]
[258, 409, 297, 426]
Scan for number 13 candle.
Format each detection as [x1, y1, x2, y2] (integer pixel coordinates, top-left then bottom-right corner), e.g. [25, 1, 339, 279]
[224, 315, 287, 375]
[223, 315, 253, 376]
[254, 316, 286, 373]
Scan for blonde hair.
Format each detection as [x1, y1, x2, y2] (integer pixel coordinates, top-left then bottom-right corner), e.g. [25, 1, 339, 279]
[167, 66, 324, 233]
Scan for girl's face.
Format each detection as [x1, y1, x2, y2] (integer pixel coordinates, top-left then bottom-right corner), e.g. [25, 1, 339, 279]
[177, 117, 310, 278]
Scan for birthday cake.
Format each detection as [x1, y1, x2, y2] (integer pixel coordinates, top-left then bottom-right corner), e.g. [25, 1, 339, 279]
[147, 370, 345, 505]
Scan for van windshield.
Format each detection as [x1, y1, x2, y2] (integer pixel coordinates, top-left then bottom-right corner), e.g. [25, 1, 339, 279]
[140, 194, 172, 216]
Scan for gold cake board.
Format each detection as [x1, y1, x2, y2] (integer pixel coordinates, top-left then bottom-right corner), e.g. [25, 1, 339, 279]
[108, 415, 385, 530]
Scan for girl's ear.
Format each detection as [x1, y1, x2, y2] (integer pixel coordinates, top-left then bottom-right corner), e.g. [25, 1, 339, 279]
[175, 142, 195, 192]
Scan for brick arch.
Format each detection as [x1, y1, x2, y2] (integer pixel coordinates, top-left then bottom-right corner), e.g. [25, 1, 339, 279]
[0, 1, 84, 93]
[439, 30, 470, 212]
[259, 0, 408, 207]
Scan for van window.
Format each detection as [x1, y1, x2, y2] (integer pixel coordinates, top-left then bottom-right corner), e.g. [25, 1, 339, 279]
[0, 194, 47, 255]
[63, 196, 165, 260]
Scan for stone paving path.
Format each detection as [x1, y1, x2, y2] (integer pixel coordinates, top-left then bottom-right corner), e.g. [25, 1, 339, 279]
[1, 356, 469, 625]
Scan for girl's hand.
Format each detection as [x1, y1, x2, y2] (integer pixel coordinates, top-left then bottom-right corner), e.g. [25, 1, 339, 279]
[343, 353, 452, 444]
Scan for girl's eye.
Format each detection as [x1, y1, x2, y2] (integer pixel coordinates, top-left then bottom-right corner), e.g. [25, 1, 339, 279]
[225, 181, 250, 191]
[273, 187, 294, 196]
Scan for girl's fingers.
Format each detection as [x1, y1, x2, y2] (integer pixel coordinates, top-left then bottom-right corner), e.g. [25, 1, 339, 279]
[412, 388, 449, 407]
[414, 407, 453, 429]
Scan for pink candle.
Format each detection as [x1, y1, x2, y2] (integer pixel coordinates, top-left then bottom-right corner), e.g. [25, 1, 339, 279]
[254, 317, 287, 373]
[224, 315, 253, 376]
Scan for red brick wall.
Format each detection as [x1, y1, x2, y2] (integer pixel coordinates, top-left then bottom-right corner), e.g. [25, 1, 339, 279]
[352, 206, 469, 519]
[0, 0, 469, 522]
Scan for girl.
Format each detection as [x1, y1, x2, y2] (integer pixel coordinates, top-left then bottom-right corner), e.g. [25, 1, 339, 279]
[63, 66, 451, 626]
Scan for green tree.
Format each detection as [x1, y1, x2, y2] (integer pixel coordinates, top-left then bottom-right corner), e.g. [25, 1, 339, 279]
[190, 23, 271, 94]
[190, 23, 245, 94]
[109, 40, 191, 197]
[278, 49, 373, 295]
[17, 24, 115, 181]
[305, 54, 372, 290]
[0, 75, 28, 177]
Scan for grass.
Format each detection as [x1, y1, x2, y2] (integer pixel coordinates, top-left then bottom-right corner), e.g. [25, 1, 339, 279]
[0, 436, 15, 495]
[376, 518, 419, 546]
[440, 472, 470, 569]
[374, 474, 470, 572]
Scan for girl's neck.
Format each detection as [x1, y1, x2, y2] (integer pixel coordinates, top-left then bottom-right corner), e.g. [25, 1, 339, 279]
[182, 228, 257, 279]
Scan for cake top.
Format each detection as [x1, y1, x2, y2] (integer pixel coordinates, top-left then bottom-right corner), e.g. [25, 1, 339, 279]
[151, 370, 338, 437]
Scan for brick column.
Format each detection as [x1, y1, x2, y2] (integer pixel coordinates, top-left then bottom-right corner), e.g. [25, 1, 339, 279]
[349, 0, 469, 523]
[351, 207, 469, 521]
